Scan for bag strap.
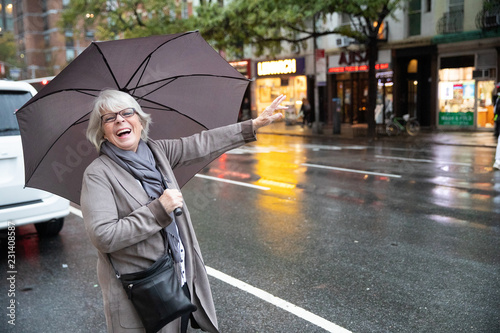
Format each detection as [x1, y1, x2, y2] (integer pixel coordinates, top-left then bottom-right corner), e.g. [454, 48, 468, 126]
[107, 229, 168, 279]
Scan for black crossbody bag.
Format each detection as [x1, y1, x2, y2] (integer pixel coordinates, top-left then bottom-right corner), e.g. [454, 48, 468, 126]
[107, 230, 197, 333]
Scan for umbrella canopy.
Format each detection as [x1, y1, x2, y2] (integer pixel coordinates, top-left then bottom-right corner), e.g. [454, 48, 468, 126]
[16, 31, 249, 204]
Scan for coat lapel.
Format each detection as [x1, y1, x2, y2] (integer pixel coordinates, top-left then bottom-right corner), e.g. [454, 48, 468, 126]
[98, 155, 150, 205]
[148, 141, 179, 190]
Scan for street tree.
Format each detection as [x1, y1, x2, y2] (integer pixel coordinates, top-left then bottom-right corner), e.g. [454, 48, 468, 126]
[60, 0, 197, 40]
[196, 0, 406, 137]
[0, 32, 24, 78]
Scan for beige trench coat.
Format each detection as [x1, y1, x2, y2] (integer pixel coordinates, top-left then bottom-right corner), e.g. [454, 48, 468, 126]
[81, 121, 255, 333]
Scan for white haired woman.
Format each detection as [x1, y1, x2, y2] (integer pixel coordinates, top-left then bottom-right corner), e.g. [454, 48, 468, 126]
[80, 89, 285, 333]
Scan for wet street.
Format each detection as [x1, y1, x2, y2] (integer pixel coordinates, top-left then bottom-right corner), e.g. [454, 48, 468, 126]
[1, 132, 499, 333]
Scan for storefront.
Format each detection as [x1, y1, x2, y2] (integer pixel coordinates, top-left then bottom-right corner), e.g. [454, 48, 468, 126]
[229, 59, 252, 121]
[437, 51, 497, 129]
[327, 49, 392, 125]
[254, 57, 307, 118]
[375, 71, 393, 125]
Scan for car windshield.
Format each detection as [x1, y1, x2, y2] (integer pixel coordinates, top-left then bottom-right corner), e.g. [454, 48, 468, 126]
[0, 90, 32, 136]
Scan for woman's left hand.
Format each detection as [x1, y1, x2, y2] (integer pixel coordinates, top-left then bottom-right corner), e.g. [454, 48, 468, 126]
[252, 94, 287, 131]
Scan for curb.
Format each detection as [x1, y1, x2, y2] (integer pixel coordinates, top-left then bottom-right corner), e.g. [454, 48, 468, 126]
[257, 124, 498, 149]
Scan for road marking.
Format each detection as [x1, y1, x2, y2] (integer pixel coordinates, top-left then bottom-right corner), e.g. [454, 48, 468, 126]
[206, 266, 352, 333]
[195, 174, 270, 190]
[374, 155, 470, 166]
[69, 205, 83, 218]
[70, 207, 351, 332]
[302, 163, 402, 178]
[291, 143, 368, 151]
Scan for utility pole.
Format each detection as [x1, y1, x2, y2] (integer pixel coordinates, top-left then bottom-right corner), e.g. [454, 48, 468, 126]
[312, 12, 322, 134]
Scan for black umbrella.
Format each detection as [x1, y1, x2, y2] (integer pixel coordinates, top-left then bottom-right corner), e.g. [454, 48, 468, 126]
[16, 31, 249, 204]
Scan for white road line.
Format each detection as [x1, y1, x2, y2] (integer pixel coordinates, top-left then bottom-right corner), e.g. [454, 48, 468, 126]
[302, 163, 402, 178]
[206, 266, 352, 333]
[69, 205, 83, 218]
[70, 207, 351, 332]
[374, 155, 470, 166]
[194, 174, 270, 190]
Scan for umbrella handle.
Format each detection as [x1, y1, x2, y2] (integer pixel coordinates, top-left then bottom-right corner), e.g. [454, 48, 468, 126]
[174, 207, 183, 216]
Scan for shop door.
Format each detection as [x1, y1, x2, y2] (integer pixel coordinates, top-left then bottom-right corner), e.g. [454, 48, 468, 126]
[476, 80, 495, 130]
[408, 79, 418, 118]
[358, 79, 368, 123]
[338, 80, 353, 123]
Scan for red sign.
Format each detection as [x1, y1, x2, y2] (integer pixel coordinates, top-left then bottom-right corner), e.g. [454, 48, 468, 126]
[316, 49, 325, 59]
[229, 59, 251, 79]
[338, 51, 368, 66]
[328, 63, 389, 73]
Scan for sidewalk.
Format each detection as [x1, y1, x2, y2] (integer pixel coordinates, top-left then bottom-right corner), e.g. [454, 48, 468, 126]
[258, 121, 498, 149]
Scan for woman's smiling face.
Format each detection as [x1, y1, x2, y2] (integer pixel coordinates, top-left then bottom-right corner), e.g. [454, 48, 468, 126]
[102, 108, 143, 152]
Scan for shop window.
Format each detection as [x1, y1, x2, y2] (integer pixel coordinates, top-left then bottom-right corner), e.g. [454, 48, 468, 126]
[408, 80, 418, 118]
[408, 59, 418, 73]
[438, 67, 475, 126]
[375, 76, 393, 125]
[477, 81, 496, 129]
[255, 75, 307, 117]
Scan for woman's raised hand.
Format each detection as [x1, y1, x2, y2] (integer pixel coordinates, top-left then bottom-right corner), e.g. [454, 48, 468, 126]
[252, 94, 287, 131]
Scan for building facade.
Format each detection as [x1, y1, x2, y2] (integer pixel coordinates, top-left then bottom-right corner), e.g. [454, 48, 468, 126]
[8, 0, 500, 132]
[0, 0, 14, 34]
[12, 0, 93, 79]
[242, 0, 500, 132]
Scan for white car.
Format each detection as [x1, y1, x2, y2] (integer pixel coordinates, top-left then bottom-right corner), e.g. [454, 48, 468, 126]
[0, 80, 69, 237]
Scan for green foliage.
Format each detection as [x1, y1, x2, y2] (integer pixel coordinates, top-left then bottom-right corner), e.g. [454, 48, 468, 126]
[0, 32, 24, 77]
[196, 0, 406, 57]
[0, 32, 17, 61]
[60, 0, 405, 57]
[61, 0, 197, 40]
[195, 0, 331, 57]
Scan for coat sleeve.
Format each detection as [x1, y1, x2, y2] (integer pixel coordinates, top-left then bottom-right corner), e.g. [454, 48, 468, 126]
[156, 120, 256, 169]
[81, 164, 173, 254]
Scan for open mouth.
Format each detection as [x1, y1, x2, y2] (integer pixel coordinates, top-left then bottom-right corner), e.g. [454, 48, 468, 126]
[116, 129, 131, 137]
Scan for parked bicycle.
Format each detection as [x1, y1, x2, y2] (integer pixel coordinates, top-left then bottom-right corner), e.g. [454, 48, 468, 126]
[386, 113, 420, 136]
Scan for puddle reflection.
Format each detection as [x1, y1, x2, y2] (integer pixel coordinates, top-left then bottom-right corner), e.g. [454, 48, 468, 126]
[252, 148, 306, 258]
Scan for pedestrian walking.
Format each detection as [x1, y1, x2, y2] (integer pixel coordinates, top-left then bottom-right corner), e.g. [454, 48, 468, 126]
[493, 84, 500, 170]
[80, 89, 286, 333]
[494, 139, 500, 170]
[240, 97, 251, 121]
[301, 97, 311, 128]
[494, 85, 500, 138]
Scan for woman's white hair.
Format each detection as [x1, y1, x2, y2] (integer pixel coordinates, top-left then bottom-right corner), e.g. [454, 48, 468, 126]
[86, 89, 152, 152]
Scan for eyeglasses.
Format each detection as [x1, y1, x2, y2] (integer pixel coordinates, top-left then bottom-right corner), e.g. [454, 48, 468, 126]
[101, 108, 136, 123]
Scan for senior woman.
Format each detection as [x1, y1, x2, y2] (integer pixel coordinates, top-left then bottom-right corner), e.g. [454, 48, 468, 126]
[81, 89, 285, 333]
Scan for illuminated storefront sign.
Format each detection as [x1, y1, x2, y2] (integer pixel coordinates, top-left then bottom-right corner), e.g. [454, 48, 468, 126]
[338, 51, 367, 65]
[328, 49, 391, 74]
[257, 59, 297, 76]
[328, 63, 390, 73]
[438, 112, 474, 126]
[228, 59, 251, 79]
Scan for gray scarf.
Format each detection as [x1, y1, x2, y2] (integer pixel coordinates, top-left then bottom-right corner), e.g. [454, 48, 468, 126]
[100, 140, 182, 263]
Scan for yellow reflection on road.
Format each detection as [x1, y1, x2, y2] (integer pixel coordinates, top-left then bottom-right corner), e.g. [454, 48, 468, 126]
[252, 147, 306, 258]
